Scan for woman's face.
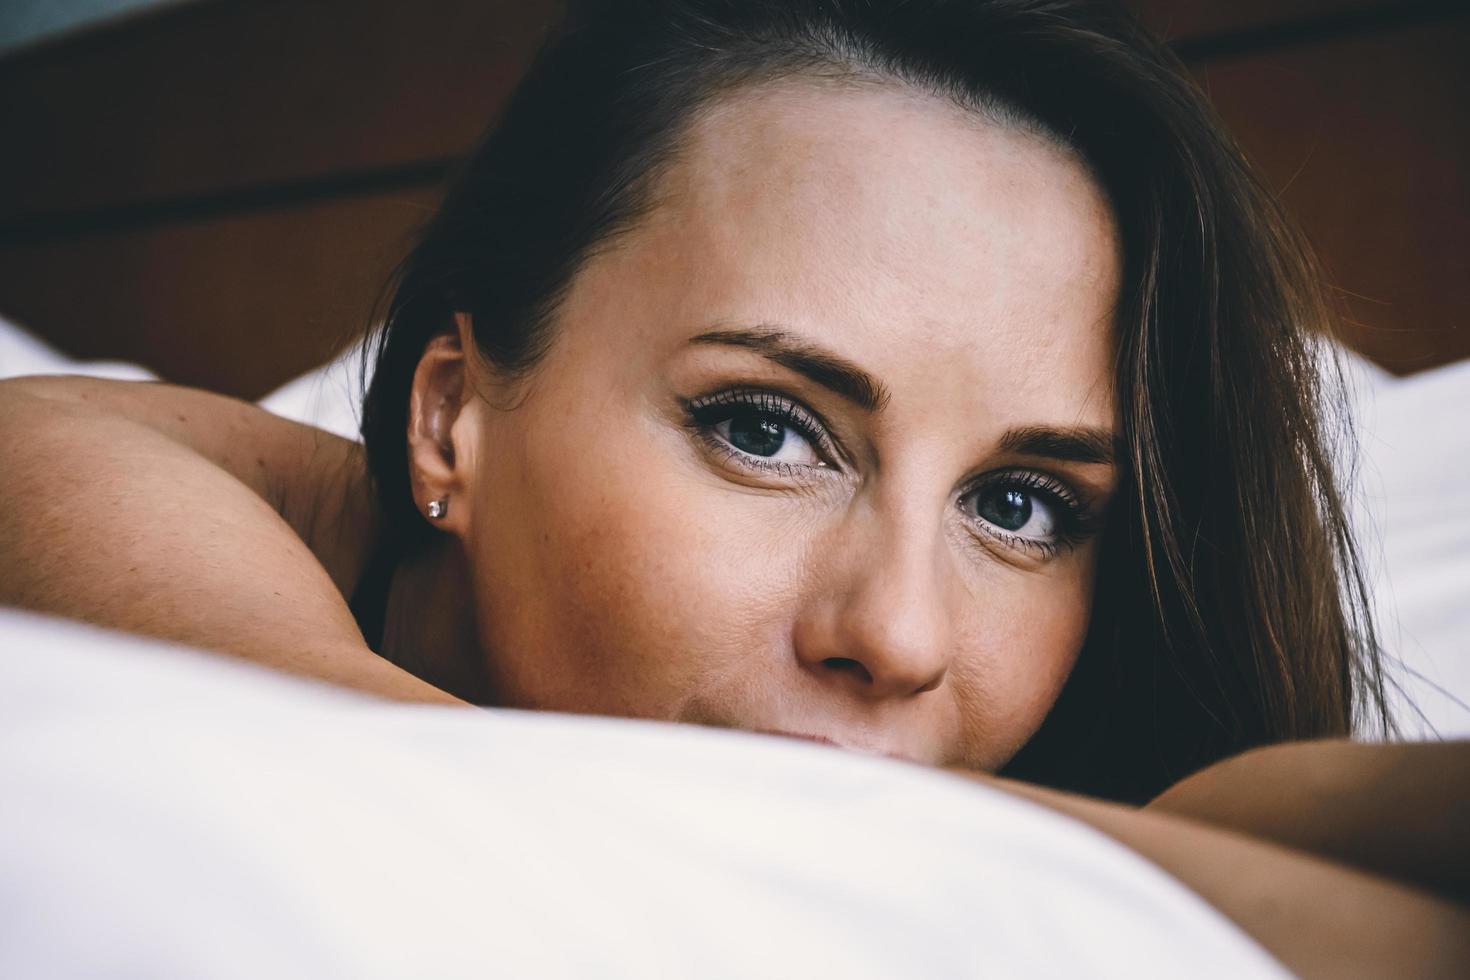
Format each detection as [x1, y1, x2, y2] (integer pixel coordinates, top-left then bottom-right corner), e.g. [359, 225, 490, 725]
[449, 80, 1121, 770]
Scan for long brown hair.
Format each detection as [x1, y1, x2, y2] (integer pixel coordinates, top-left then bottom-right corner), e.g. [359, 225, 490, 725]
[360, 0, 1389, 802]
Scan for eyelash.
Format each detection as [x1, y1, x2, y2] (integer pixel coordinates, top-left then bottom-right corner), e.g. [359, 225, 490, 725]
[681, 387, 1101, 557]
[961, 469, 1101, 558]
[682, 388, 839, 477]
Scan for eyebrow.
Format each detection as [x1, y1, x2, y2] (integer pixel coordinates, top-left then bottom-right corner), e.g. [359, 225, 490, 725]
[688, 326, 891, 413]
[999, 425, 1117, 466]
[688, 324, 1117, 467]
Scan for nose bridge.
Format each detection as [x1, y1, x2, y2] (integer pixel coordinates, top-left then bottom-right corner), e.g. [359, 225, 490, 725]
[796, 484, 954, 699]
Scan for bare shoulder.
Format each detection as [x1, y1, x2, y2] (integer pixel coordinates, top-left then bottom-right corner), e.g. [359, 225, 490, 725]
[0, 375, 377, 594]
[0, 374, 453, 702]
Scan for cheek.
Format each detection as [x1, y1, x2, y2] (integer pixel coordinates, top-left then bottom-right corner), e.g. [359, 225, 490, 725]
[470, 412, 801, 717]
[955, 561, 1096, 770]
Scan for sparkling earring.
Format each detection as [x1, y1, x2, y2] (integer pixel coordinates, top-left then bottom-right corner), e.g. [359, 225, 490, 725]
[427, 498, 448, 520]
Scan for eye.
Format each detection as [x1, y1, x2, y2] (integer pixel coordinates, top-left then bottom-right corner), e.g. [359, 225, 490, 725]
[967, 484, 1056, 539]
[959, 470, 1095, 556]
[712, 413, 821, 465]
[684, 389, 833, 472]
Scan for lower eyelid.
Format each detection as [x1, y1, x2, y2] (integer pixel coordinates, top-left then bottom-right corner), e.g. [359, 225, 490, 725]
[960, 523, 1060, 566]
[958, 487, 1094, 558]
[971, 518, 1059, 554]
[695, 426, 817, 480]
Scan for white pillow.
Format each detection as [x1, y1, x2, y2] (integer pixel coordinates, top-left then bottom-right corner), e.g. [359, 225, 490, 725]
[255, 339, 369, 441]
[0, 610, 1285, 979]
[1339, 348, 1470, 738]
[0, 313, 156, 382]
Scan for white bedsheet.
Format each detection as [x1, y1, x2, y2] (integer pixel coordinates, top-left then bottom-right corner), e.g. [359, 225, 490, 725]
[1343, 351, 1470, 737]
[0, 609, 1285, 978]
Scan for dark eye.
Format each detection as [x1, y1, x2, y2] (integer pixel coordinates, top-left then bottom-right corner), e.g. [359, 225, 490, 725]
[721, 413, 791, 458]
[959, 469, 1104, 558]
[687, 390, 830, 470]
[964, 483, 1057, 541]
[711, 412, 822, 464]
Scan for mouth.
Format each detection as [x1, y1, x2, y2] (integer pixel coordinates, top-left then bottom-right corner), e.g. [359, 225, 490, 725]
[759, 729, 840, 746]
[753, 728, 916, 763]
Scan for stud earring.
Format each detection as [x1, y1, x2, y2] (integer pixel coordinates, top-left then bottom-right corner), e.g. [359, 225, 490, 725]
[427, 498, 448, 520]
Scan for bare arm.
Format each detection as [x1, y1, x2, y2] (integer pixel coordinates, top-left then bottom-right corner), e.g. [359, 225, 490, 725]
[963, 738, 1470, 975]
[0, 375, 461, 704]
[1146, 738, 1470, 903]
[988, 772, 1470, 978]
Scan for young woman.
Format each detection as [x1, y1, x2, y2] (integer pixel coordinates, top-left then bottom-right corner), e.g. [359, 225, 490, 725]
[2, 0, 1465, 970]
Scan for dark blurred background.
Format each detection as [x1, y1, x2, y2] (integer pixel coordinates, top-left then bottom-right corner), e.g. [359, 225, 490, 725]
[1, 0, 1465, 399]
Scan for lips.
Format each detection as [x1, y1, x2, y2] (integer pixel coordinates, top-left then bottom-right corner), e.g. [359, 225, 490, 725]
[753, 728, 916, 763]
[759, 729, 840, 747]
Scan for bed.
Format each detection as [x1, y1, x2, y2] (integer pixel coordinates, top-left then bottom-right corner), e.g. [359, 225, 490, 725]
[1, 1, 1466, 975]
[1, 295, 1466, 976]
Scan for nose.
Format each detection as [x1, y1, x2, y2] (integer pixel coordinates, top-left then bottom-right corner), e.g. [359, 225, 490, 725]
[791, 504, 954, 701]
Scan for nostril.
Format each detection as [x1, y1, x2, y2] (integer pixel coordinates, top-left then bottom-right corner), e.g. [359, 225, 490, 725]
[823, 657, 873, 684]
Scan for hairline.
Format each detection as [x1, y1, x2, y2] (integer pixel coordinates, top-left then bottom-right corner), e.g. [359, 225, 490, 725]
[507, 62, 1116, 401]
[556, 61, 1099, 316]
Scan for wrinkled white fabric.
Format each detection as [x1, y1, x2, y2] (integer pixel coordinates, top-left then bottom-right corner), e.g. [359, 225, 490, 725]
[1338, 349, 1470, 737]
[0, 314, 157, 382]
[0, 611, 1287, 979]
[255, 340, 368, 441]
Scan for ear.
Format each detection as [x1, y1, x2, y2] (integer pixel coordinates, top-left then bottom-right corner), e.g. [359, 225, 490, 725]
[405, 313, 480, 534]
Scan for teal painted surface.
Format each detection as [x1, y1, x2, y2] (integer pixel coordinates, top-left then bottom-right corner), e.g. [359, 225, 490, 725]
[0, 0, 198, 56]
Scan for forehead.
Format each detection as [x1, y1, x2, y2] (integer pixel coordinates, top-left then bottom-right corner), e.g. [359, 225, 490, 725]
[605, 78, 1121, 430]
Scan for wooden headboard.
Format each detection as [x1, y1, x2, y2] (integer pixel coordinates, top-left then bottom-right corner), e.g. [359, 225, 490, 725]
[2, 0, 1465, 399]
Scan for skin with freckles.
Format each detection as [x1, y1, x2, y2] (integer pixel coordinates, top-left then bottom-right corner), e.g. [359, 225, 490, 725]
[396, 78, 1122, 771]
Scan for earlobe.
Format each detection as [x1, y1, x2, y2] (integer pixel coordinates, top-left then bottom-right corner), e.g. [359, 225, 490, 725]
[406, 321, 475, 530]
